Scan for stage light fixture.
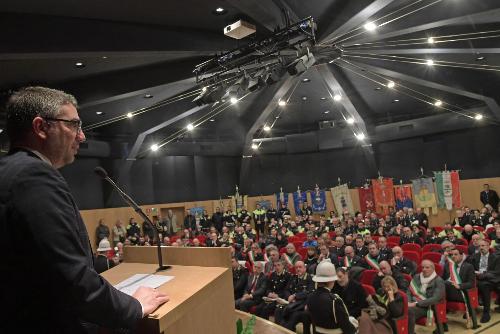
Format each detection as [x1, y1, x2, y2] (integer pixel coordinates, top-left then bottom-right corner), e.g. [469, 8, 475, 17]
[333, 94, 342, 101]
[355, 133, 365, 141]
[364, 22, 377, 31]
[474, 113, 483, 120]
[193, 85, 225, 106]
[187, 123, 195, 131]
[387, 81, 395, 89]
[251, 143, 259, 150]
[151, 144, 159, 151]
[427, 37, 435, 44]
[346, 117, 355, 125]
[126, 112, 133, 118]
[287, 52, 316, 76]
[434, 100, 442, 107]
[230, 97, 238, 104]
[278, 100, 286, 106]
[426, 59, 434, 66]
[263, 125, 271, 131]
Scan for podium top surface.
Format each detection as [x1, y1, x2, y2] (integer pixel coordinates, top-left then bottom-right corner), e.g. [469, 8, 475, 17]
[101, 263, 229, 327]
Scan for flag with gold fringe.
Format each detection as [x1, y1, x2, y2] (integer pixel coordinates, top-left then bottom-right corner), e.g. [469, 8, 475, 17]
[434, 170, 461, 210]
[372, 178, 395, 215]
[394, 184, 413, 210]
[330, 184, 354, 215]
[358, 186, 375, 213]
[310, 185, 326, 213]
[412, 178, 438, 215]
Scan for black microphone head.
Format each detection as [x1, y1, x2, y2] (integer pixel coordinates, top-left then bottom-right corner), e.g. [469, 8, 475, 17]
[94, 166, 108, 179]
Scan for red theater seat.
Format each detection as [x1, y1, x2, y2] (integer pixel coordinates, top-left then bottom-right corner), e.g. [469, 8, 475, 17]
[401, 243, 422, 254]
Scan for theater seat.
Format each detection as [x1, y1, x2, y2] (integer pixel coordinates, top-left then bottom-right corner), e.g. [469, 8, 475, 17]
[360, 269, 378, 285]
[422, 244, 441, 253]
[415, 300, 447, 334]
[394, 290, 409, 334]
[446, 287, 479, 329]
[422, 252, 442, 264]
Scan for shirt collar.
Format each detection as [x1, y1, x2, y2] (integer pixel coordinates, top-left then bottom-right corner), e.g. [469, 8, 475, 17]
[20, 147, 53, 166]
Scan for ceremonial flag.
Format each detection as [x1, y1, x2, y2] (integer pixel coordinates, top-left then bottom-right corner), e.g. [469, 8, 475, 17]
[275, 188, 289, 208]
[293, 187, 307, 215]
[372, 178, 395, 215]
[256, 200, 271, 210]
[358, 186, 375, 213]
[434, 171, 461, 210]
[310, 185, 326, 213]
[412, 178, 438, 215]
[189, 207, 205, 217]
[330, 184, 354, 215]
[394, 185, 413, 210]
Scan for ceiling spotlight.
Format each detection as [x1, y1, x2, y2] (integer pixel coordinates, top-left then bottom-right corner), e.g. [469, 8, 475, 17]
[0, 129, 3, 134]
[328, 59, 335, 64]
[333, 94, 342, 101]
[215, 7, 224, 12]
[144, 94, 153, 98]
[186, 123, 195, 131]
[213, 7, 227, 15]
[126, 112, 133, 118]
[320, 97, 326, 100]
[375, 87, 382, 91]
[251, 143, 259, 150]
[474, 113, 483, 120]
[387, 81, 395, 89]
[151, 144, 159, 152]
[363, 22, 377, 31]
[209, 119, 215, 122]
[301, 96, 308, 101]
[427, 37, 435, 44]
[346, 117, 355, 125]
[355, 133, 366, 141]
[434, 100, 442, 107]
[324, 110, 330, 114]
[201, 86, 207, 92]
[278, 100, 286, 106]
[75, 62, 85, 68]
[230, 97, 238, 104]
[476, 56, 485, 61]
[302, 78, 311, 83]
[426, 59, 434, 66]
[96, 111, 104, 115]
[263, 125, 271, 131]
[393, 99, 400, 103]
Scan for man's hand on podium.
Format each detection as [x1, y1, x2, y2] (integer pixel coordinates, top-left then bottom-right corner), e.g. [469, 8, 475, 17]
[133, 286, 170, 317]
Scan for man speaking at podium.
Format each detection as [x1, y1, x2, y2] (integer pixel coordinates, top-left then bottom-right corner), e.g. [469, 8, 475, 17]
[0, 87, 169, 333]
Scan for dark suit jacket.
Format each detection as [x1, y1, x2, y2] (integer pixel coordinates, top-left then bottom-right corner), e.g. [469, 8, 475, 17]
[442, 260, 476, 290]
[0, 149, 142, 333]
[245, 273, 267, 301]
[470, 252, 500, 285]
[480, 190, 499, 208]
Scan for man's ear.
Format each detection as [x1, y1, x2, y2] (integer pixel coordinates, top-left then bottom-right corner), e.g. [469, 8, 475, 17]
[32, 116, 49, 139]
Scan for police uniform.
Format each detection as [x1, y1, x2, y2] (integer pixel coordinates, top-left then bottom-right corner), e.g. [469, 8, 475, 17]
[255, 270, 291, 319]
[233, 265, 249, 300]
[126, 222, 141, 245]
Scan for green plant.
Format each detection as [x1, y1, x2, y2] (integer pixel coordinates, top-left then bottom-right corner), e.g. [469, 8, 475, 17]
[236, 315, 256, 334]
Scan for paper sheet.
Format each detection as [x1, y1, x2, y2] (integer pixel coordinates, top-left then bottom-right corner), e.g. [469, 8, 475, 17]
[114, 274, 174, 296]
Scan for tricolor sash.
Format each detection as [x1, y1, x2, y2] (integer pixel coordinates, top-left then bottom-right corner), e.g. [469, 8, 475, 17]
[248, 251, 255, 263]
[365, 255, 380, 271]
[263, 252, 269, 263]
[344, 256, 352, 268]
[409, 278, 434, 326]
[284, 253, 295, 267]
[448, 261, 472, 328]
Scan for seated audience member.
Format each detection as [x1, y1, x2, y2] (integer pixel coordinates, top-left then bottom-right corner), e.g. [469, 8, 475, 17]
[191, 238, 201, 247]
[206, 232, 221, 247]
[334, 267, 368, 318]
[235, 261, 267, 312]
[303, 231, 318, 248]
[470, 240, 500, 323]
[373, 260, 409, 292]
[365, 242, 390, 271]
[438, 240, 456, 267]
[358, 276, 405, 334]
[306, 261, 357, 334]
[391, 246, 417, 276]
[282, 243, 302, 270]
[408, 260, 446, 334]
[265, 228, 278, 246]
[244, 223, 256, 241]
[94, 238, 116, 274]
[377, 237, 393, 260]
[233, 226, 246, 246]
[442, 247, 476, 328]
[317, 244, 338, 265]
[161, 236, 171, 246]
[232, 257, 249, 300]
[400, 226, 422, 246]
[304, 246, 319, 274]
[219, 232, 232, 247]
[247, 243, 265, 264]
[275, 233, 288, 249]
[444, 230, 466, 245]
[341, 245, 368, 270]
[354, 237, 368, 257]
[126, 218, 141, 245]
[468, 234, 482, 256]
[425, 227, 442, 245]
[242, 237, 253, 254]
[438, 222, 462, 239]
[255, 260, 292, 320]
[415, 208, 429, 228]
[331, 236, 346, 257]
[264, 249, 281, 275]
[462, 224, 479, 243]
[275, 261, 314, 333]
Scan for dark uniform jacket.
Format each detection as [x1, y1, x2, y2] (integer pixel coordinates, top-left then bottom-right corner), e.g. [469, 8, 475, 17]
[393, 256, 417, 276]
[266, 271, 292, 299]
[233, 265, 249, 299]
[333, 279, 368, 318]
[306, 287, 357, 334]
[0, 149, 142, 333]
[285, 273, 315, 302]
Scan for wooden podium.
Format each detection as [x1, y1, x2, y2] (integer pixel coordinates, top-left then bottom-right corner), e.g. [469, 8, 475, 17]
[101, 246, 234, 334]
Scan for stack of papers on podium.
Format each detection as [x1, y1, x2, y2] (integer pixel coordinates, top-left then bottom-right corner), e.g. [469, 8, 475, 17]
[114, 274, 174, 296]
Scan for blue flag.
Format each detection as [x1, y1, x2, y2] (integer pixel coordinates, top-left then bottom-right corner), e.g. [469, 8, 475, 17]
[293, 188, 307, 215]
[310, 188, 326, 213]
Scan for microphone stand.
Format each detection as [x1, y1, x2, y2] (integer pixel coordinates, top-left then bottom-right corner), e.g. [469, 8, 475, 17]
[99, 172, 170, 272]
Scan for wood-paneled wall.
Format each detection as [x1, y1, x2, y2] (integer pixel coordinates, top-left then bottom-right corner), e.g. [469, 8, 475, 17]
[81, 177, 500, 251]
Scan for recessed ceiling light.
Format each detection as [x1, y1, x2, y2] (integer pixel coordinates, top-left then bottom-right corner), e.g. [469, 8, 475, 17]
[363, 22, 377, 31]
[333, 94, 342, 101]
[320, 97, 326, 100]
[474, 113, 483, 120]
[230, 97, 238, 104]
[275, 116, 280, 119]
[0, 129, 3, 134]
[375, 87, 382, 91]
[186, 123, 195, 131]
[393, 99, 399, 103]
[476, 56, 485, 61]
[209, 119, 215, 122]
[387, 81, 395, 89]
[213, 7, 227, 15]
[346, 117, 355, 125]
[301, 96, 308, 101]
[278, 100, 286, 106]
[426, 59, 434, 66]
[263, 125, 271, 131]
[355, 133, 366, 141]
[151, 144, 159, 151]
[96, 111, 104, 115]
[427, 37, 435, 44]
[126, 112, 133, 118]
[324, 110, 330, 114]
[434, 100, 442, 107]
[302, 78, 310, 83]
[144, 94, 153, 98]
[328, 59, 335, 64]
[201, 86, 208, 92]
[75, 62, 85, 68]
[251, 143, 259, 150]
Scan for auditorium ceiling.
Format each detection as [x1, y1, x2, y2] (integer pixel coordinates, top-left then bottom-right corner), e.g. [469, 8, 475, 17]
[1, 0, 500, 158]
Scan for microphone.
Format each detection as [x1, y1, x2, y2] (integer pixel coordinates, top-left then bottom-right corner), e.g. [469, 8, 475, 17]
[94, 166, 170, 272]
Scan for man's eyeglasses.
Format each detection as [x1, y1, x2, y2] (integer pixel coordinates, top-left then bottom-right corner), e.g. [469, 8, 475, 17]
[44, 118, 83, 133]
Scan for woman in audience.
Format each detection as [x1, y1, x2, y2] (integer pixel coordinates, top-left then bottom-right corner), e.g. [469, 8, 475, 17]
[303, 246, 318, 274]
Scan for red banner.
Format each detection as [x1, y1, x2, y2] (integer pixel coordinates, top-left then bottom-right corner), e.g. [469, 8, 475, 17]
[450, 171, 461, 208]
[358, 187, 375, 213]
[372, 178, 395, 215]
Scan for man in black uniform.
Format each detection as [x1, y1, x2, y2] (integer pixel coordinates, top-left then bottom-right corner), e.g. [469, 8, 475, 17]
[212, 207, 224, 233]
[480, 184, 499, 210]
[275, 261, 314, 333]
[306, 261, 357, 334]
[232, 257, 249, 300]
[255, 260, 291, 319]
